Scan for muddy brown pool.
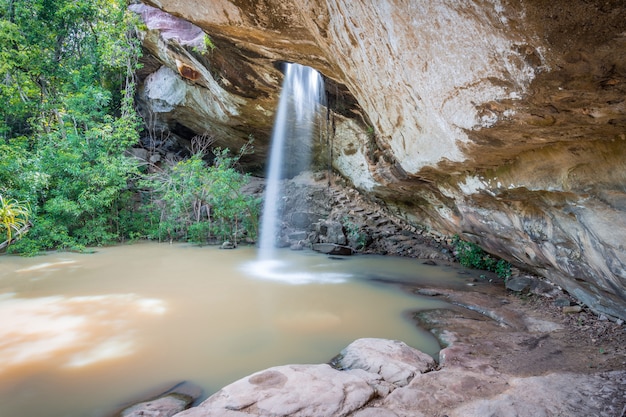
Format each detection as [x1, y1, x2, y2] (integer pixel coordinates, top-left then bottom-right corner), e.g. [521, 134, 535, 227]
[0, 242, 467, 417]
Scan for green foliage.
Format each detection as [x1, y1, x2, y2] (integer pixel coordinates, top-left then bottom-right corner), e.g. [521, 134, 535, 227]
[1, 1, 262, 254]
[192, 34, 216, 55]
[203, 34, 216, 51]
[141, 147, 260, 245]
[452, 235, 512, 280]
[0, 194, 30, 244]
[342, 217, 368, 250]
[0, 0, 143, 255]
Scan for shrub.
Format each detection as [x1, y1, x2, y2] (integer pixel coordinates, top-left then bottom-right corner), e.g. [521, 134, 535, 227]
[452, 235, 512, 279]
[141, 147, 260, 245]
[0, 194, 30, 246]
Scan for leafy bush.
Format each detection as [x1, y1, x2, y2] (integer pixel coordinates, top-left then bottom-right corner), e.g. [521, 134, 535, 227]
[141, 148, 260, 245]
[342, 217, 368, 250]
[453, 235, 512, 279]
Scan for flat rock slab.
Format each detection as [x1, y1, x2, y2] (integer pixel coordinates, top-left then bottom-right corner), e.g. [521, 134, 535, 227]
[121, 395, 190, 417]
[116, 381, 203, 417]
[175, 364, 374, 417]
[448, 371, 626, 417]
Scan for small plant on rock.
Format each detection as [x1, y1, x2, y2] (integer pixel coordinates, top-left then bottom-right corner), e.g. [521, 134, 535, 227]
[452, 235, 512, 280]
[342, 217, 368, 250]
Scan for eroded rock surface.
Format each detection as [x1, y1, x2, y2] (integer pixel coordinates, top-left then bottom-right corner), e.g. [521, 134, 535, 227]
[333, 338, 436, 388]
[131, 1, 626, 319]
[175, 364, 375, 417]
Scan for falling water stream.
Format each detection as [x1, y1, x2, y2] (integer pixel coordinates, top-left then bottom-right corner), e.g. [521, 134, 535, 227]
[257, 63, 324, 262]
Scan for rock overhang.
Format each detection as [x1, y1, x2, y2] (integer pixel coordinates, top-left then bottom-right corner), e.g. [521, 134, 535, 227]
[131, 0, 626, 320]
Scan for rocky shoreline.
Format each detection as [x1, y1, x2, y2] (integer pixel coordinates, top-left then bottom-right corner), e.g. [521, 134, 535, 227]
[118, 173, 625, 416]
[119, 274, 625, 416]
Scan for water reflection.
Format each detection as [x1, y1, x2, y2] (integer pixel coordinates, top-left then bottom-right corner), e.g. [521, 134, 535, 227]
[0, 294, 166, 371]
[0, 243, 464, 417]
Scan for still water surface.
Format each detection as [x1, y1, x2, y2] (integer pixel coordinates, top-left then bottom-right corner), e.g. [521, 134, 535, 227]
[0, 242, 467, 417]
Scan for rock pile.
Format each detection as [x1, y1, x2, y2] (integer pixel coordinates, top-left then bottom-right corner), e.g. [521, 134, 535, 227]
[261, 172, 453, 261]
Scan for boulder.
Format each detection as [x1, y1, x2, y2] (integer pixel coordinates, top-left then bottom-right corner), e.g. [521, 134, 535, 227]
[290, 212, 320, 229]
[114, 381, 203, 417]
[220, 241, 236, 249]
[174, 364, 374, 417]
[312, 243, 353, 256]
[333, 338, 436, 387]
[121, 395, 190, 417]
[316, 220, 347, 245]
[505, 276, 535, 292]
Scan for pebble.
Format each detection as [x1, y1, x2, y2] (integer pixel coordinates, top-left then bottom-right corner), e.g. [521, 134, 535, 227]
[562, 305, 582, 314]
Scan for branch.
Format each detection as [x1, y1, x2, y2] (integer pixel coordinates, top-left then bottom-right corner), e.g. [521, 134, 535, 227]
[0, 222, 31, 251]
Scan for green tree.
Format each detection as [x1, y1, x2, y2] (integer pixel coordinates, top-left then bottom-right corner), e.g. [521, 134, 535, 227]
[0, 0, 143, 254]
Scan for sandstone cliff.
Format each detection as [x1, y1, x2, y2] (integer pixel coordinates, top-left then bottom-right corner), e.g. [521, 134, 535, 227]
[130, 1, 626, 320]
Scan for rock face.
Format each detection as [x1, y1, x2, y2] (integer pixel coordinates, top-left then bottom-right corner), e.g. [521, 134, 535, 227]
[131, 1, 626, 319]
[172, 336, 625, 417]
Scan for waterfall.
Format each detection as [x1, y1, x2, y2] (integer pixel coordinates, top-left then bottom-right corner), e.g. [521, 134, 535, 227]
[257, 63, 324, 261]
[243, 63, 345, 283]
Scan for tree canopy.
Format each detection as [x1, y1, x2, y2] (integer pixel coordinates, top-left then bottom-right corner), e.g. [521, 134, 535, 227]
[0, 0, 260, 254]
[0, 0, 142, 253]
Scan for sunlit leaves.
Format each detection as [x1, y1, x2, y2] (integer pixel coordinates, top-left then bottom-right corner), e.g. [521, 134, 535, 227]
[0, 194, 30, 244]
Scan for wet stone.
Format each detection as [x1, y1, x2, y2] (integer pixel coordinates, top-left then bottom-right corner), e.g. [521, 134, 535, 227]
[554, 297, 572, 307]
[505, 276, 535, 292]
[220, 241, 236, 249]
[288, 231, 308, 241]
[312, 243, 353, 256]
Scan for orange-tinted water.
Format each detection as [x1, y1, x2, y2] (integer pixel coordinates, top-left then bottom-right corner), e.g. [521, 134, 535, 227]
[0, 242, 465, 417]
